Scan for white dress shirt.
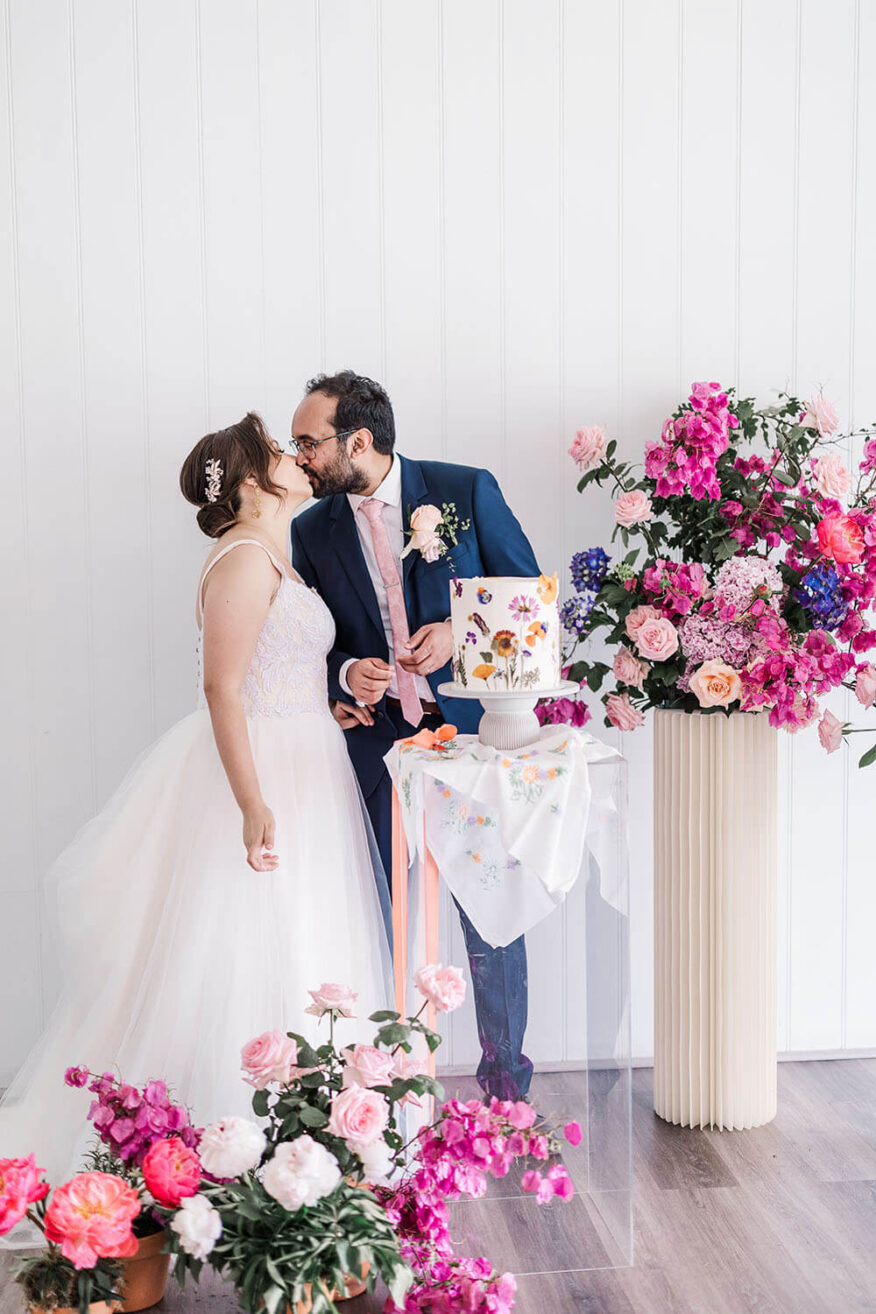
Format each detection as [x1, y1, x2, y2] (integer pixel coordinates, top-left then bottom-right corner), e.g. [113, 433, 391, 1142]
[340, 454, 434, 704]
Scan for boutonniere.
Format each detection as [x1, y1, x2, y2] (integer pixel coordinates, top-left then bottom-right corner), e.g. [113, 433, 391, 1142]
[400, 501, 471, 565]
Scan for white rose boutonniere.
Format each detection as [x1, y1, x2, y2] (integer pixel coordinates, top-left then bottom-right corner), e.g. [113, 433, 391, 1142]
[400, 502, 470, 565]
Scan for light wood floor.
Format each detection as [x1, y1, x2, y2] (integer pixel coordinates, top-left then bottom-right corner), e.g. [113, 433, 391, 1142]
[3, 1060, 875, 1314]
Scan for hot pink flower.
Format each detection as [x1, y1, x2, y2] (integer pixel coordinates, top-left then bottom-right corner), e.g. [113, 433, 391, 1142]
[817, 708, 844, 754]
[634, 616, 680, 662]
[614, 488, 653, 527]
[605, 692, 646, 732]
[803, 394, 839, 436]
[0, 1155, 49, 1235]
[547, 1164, 575, 1202]
[241, 1030, 301, 1089]
[305, 982, 358, 1019]
[341, 1044, 397, 1090]
[563, 1120, 582, 1147]
[327, 1085, 389, 1148]
[817, 515, 865, 564]
[141, 1136, 201, 1207]
[813, 451, 851, 501]
[414, 964, 467, 1013]
[624, 604, 661, 642]
[43, 1172, 139, 1269]
[569, 424, 608, 471]
[613, 646, 649, 688]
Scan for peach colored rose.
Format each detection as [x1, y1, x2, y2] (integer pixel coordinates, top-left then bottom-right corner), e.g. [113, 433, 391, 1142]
[241, 1030, 301, 1089]
[634, 616, 679, 662]
[817, 514, 864, 564]
[605, 692, 645, 732]
[400, 504, 445, 562]
[142, 1137, 201, 1207]
[341, 1044, 396, 1090]
[305, 982, 358, 1019]
[689, 659, 742, 709]
[624, 604, 661, 642]
[612, 646, 648, 689]
[614, 489, 653, 527]
[813, 452, 851, 501]
[855, 663, 876, 709]
[803, 394, 839, 436]
[817, 708, 844, 754]
[569, 424, 608, 471]
[327, 1086, 389, 1149]
[0, 1155, 49, 1236]
[43, 1172, 140, 1269]
[414, 963, 467, 1013]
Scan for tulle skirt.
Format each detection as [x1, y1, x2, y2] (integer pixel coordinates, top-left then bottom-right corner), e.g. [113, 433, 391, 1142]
[0, 706, 392, 1212]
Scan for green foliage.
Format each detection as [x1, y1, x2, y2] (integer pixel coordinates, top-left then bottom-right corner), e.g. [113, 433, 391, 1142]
[15, 1250, 124, 1314]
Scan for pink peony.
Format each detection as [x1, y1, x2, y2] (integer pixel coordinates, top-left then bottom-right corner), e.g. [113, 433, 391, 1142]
[241, 1030, 300, 1090]
[803, 394, 839, 436]
[0, 1155, 49, 1236]
[605, 692, 646, 732]
[327, 1085, 389, 1148]
[634, 616, 680, 662]
[569, 424, 608, 471]
[817, 515, 865, 564]
[813, 451, 851, 501]
[613, 646, 649, 689]
[855, 663, 876, 709]
[614, 488, 653, 527]
[817, 708, 844, 754]
[341, 1044, 396, 1090]
[305, 982, 358, 1019]
[141, 1136, 201, 1207]
[624, 604, 661, 642]
[43, 1172, 139, 1269]
[414, 963, 467, 1013]
[689, 659, 742, 709]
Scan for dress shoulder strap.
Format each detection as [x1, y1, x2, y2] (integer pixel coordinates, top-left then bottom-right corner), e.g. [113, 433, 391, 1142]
[196, 538, 289, 623]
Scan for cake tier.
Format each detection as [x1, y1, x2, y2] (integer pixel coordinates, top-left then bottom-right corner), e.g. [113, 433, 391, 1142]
[449, 574, 561, 692]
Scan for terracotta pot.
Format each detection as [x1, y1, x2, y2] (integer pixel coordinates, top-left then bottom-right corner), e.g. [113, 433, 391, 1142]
[119, 1228, 171, 1312]
[287, 1261, 371, 1313]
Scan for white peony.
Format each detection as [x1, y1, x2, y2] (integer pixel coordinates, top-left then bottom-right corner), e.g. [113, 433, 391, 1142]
[356, 1138, 395, 1187]
[170, 1194, 223, 1260]
[198, 1116, 267, 1179]
[261, 1136, 341, 1212]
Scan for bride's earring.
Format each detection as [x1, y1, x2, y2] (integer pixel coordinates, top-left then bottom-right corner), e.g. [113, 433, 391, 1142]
[253, 491, 262, 519]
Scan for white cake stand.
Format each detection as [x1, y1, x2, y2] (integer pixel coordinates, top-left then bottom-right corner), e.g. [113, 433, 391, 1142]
[437, 680, 580, 752]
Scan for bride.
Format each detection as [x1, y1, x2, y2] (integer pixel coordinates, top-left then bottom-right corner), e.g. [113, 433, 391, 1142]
[0, 411, 392, 1202]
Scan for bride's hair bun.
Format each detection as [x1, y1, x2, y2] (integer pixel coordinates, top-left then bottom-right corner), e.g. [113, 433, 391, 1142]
[180, 412, 284, 539]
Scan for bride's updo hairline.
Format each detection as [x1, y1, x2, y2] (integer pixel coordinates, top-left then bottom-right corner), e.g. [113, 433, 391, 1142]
[179, 412, 285, 539]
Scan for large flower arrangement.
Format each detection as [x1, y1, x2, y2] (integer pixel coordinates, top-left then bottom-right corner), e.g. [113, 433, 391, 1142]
[541, 383, 876, 762]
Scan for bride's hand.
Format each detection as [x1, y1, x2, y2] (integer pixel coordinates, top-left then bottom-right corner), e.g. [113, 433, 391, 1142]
[330, 700, 375, 729]
[242, 803, 279, 872]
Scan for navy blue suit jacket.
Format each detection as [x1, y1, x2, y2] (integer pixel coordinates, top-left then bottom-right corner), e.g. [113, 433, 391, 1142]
[290, 455, 539, 796]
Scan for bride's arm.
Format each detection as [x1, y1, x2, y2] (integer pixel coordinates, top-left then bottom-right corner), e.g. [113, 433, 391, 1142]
[201, 547, 280, 873]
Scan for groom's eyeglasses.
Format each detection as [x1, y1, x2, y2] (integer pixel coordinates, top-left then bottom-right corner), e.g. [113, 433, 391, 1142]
[290, 427, 359, 457]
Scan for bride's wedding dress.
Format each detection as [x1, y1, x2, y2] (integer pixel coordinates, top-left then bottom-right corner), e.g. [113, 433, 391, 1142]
[0, 538, 392, 1205]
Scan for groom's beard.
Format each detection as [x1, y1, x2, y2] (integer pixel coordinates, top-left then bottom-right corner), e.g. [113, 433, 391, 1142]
[303, 451, 370, 499]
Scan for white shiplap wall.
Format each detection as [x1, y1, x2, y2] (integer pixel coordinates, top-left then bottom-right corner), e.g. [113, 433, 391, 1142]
[2, 0, 875, 1084]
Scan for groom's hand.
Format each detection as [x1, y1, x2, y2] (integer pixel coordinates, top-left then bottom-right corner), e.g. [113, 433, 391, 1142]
[398, 620, 454, 677]
[347, 657, 395, 706]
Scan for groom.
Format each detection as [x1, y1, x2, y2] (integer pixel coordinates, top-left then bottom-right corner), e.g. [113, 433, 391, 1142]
[290, 370, 539, 1100]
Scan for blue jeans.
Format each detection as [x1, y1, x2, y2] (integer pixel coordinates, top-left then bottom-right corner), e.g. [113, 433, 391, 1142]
[362, 705, 533, 1101]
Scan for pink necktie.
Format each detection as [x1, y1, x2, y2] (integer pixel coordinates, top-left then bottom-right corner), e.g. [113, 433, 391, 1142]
[359, 498, 423, 728]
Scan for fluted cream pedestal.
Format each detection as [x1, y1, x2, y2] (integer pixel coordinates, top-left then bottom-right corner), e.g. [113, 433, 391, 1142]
[653, 709, 778, 1130]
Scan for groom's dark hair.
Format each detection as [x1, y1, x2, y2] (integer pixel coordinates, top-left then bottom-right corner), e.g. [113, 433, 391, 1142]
[305, 370, 395, 455]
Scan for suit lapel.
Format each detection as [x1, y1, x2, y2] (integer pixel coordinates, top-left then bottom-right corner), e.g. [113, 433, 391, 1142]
[400, 456, 431, 593]
[328, 495, 386, 646]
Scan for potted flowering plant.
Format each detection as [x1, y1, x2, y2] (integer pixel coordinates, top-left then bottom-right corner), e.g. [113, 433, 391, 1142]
[145, 967, 577, 1313]
[59, 1066, 202, 1311]
[2, 1153, 137, 1314]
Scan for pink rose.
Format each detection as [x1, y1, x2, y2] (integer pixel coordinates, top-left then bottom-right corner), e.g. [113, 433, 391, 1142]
[624, 604, 661, 642]
[305, 982, 358, 1019]
[241, 1030, 300, 1089]
[803, 394, 839, 436]
[43, 1172, 140, 1269]
[817, 708, 844, 754]
[855, 663, 876, 709]
[391, 1053, 428, 1107]
[414, 963, 467, 1013]
[400, 504, 445, 562]
[689, 659, 742, 709]
[634, 616, 679, 662]
[341, 1044, 396, 1090]
[813, 451, 851, 501]
[141, 1136, 201, 1207]
[327, 1086, 389, 1148]
[605, 692, 645, 732]
[0, 1155, 49, 1236]
[614, 489, 653, 527]
[612, 646, 648, 689]
[817, 515, 865, 564]
[569, 424, 608, 471]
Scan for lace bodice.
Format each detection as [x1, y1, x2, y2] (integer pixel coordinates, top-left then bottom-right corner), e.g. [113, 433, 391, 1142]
[196, 540, 336, 718]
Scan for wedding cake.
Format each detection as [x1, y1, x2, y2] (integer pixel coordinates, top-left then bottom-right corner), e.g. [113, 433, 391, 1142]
[449, 573, 561, 692]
